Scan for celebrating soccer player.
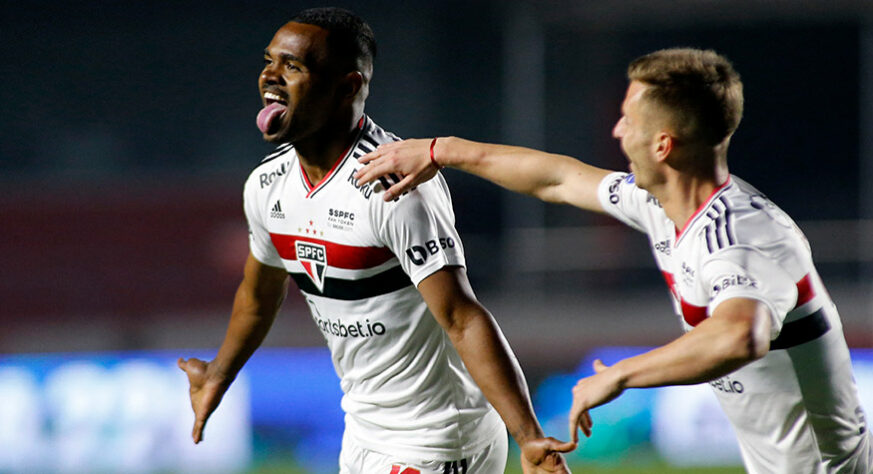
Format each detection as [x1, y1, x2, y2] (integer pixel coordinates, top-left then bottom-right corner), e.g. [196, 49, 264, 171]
[177, 7, 573, 474]
[355, 47, 873, 473]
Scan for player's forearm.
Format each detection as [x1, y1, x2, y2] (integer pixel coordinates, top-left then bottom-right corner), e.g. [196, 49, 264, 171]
[210, 285, 284, 383]
[436, 137, 564, 202]
[437, 136, 606, 208]
[614, 314, 766, 389]
[446, 308, 545, 445]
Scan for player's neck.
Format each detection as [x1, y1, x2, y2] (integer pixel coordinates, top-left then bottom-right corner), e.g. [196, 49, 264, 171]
[659, 164, 729, 231]
[295, 116, 361, 184]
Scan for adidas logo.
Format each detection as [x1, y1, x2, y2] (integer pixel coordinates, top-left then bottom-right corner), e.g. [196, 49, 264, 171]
[270, 200, 285, 219]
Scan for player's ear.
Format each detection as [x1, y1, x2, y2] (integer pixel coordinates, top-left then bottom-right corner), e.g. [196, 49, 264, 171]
[340, 71, 364, 100]
[653, 131, 673, 162]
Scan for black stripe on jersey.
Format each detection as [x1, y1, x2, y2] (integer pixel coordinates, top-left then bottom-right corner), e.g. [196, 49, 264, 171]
[256, 144, 294, 170]
[705, 226, 714, 253]
[713, 214, 725, 248]
[357, 141, 375, 154]
[261, 143, 294, 164]
[288, 265, 412, 300]
[719, 196, 736, 245]
[770, 308, 830, 350]
[703, 198, 738, 253]
[378, 176, 392, 190]
[360, 134, 380, 151]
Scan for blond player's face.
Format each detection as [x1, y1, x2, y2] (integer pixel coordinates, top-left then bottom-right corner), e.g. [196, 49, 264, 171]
[613, 81, 661, 189]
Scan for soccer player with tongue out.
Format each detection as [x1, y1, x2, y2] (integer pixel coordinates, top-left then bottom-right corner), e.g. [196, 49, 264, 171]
[177, 7, 573, 474]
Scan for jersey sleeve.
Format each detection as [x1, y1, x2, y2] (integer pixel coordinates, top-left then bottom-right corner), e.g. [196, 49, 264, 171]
[596, 172, 651, 233]
[374, 175, 466, 287]
[701, 247, 797, 339]
[243, 174, 283, 268]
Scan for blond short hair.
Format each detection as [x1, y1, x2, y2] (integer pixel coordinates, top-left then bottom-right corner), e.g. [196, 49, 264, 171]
[628, 48, 744, 146]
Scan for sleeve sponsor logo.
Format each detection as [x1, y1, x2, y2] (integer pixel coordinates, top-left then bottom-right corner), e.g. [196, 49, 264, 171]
[645, 193, 662, 208]
[405, 237, 456, 266]
[607, 176, 623, 204]
[259, 161, 291, 188]
[711, 274, 758, 297]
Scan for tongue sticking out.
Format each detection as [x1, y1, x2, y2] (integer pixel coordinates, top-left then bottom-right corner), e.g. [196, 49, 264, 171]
[256, 102, 287, 134]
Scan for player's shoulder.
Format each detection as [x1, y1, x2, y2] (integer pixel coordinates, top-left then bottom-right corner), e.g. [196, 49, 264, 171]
[696, 175, 803, 253]
[244, 143, 297, 193]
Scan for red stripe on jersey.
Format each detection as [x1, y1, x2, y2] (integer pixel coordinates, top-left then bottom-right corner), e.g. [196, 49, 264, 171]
[270, 233, 395, 269]
[662, 271, 707, 326]
[681, 299, 707, 326]
[661, 271, 677, 298]
[795, 274, 815, 308]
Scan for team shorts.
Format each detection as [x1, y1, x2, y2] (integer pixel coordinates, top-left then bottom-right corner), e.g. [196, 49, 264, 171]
[338, 429, 508, 474]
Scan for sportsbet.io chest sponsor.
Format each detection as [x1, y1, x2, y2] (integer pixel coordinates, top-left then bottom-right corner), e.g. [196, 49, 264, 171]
[312, 314, 387, 339]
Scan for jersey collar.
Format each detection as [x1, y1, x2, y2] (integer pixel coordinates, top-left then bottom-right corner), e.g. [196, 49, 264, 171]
[298, 116, 367, 199]
[674, 176, 732, 243]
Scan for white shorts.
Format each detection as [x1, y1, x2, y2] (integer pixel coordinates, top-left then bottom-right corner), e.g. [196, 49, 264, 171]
[338, 429, 508, 474]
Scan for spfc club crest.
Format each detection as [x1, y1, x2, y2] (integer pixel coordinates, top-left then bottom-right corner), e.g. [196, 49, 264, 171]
[295, 241, 327, 292]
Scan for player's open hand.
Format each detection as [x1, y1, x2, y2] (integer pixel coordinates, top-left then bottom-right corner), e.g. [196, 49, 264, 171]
[519, 437, 576, 473]
[568, 359, 624, 444]
[177, 357, 231, 444]
[355, 138, 439, 201]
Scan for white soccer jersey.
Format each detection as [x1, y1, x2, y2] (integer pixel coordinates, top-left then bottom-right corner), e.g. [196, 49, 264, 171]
[243, 116, 503, 462]
[598, 172, 872, 473]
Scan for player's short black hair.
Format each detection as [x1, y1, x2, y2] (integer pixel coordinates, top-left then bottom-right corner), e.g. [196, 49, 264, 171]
[291, 7, 376, 71]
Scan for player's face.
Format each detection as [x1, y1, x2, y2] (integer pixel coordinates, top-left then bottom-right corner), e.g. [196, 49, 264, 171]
[612, 81, 662, 189]
[258, 22, 342, 143]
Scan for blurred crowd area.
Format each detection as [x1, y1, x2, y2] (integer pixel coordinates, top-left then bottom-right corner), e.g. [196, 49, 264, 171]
[2, 1, 872, 370]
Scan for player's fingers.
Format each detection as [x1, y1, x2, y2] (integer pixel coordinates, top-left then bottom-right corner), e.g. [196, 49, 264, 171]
[568, 405, 581, 444]
[581, 410, 592, 437]
[548, 437, 577, 453]
[357, 149, 380, 166]
[192, 418, 206, 444]
[177, 357, 186, 371]
[593, 359, 608, 373]
[383, 174, 419, 202]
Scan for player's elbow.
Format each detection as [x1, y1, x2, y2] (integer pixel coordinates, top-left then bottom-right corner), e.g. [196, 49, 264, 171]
[727, 321, 770, 364]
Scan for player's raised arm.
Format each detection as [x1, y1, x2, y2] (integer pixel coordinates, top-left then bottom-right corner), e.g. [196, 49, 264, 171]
[417, 266, 576, 473]
[355, 136, 612, 211]
[178, 252, 289, 443]
[567, 297, 771, 443]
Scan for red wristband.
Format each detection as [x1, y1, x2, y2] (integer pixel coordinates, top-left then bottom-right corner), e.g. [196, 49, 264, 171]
[429, 137, 443, 170]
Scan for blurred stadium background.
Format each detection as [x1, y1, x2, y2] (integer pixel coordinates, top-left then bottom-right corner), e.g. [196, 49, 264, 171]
[2, 0, 873, 472]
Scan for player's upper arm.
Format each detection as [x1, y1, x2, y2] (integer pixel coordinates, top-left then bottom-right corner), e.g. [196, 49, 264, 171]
[538, 154, 612, 213]
[709, 297, 772, 361]
[240, 252, 290, 306]
[416, 265, 485, 334]
[464, 139, 611, 213]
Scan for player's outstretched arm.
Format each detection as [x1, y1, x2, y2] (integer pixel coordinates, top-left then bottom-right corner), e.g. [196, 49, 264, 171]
[568, 297, 771, 444]
[418, 266, 575, 473]
[178, 252, 289, 443]
[355, 136, 612, 211]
